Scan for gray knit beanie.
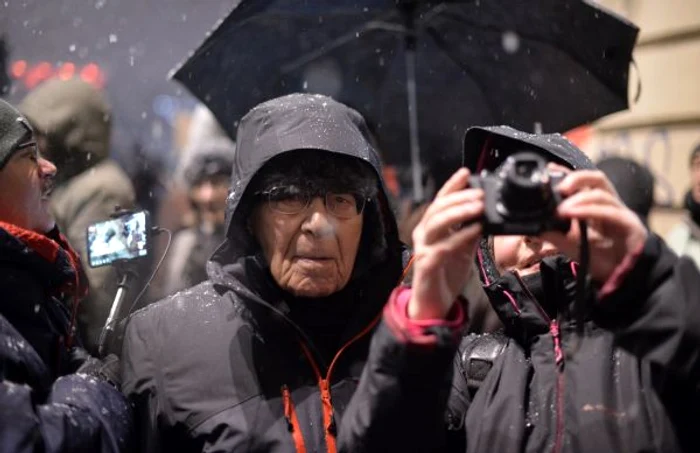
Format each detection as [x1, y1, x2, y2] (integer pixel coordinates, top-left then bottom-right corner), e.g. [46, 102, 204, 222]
[0, 98, 33, 171]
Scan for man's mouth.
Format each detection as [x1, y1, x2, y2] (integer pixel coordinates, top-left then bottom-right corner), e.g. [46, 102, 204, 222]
[41, 183, 54, 200]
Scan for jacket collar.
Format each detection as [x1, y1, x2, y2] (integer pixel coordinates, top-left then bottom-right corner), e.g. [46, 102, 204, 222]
[0, 222, 86, 296]
[483, 255, 579, 342]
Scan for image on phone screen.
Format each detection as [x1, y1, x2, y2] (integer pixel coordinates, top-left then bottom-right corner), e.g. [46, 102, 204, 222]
[86, 210, 149, 268]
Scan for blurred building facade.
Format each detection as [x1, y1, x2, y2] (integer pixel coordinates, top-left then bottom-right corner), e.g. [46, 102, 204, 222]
[577, 0, 700, 237]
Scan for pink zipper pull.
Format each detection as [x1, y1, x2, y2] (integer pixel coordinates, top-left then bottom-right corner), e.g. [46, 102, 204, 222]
[550, 320, 564, 367]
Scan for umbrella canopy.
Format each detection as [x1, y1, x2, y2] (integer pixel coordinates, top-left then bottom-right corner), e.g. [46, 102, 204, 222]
[172, 0, 638, 197]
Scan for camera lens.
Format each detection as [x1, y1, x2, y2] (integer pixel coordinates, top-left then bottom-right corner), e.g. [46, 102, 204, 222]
[500, 152, 554, 218]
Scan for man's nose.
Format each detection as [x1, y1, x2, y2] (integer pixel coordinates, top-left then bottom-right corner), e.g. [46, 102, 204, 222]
[39, 157, 57, 178]
[301, 197, 335, 237]
[526, 235, 557, 253]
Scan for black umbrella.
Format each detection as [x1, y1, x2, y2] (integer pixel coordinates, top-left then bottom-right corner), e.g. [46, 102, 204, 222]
[172, 0, 638, 200]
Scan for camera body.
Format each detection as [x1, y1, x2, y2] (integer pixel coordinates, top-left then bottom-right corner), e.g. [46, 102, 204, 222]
[470, 151, 570, 236]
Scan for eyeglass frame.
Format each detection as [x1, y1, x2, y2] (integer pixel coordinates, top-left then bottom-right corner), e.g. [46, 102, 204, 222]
[255, 186, 371, 219]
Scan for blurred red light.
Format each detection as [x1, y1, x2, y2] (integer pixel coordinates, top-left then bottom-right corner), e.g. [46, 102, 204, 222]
[57, 62, 76, 80]
[24, 61, 54, 89]
[80, 63, 105, 88]
[10, 60, 27, 79]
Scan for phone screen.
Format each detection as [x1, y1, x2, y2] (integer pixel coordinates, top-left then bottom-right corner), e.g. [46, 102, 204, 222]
[87, 210, 149, 268]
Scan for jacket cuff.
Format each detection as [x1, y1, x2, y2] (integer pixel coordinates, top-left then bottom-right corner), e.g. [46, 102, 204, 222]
[383, 286, 467, 346]
[597, 238, 646, 300]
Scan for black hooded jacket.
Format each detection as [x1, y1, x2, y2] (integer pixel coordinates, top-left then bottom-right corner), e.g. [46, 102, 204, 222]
[338, 126, 700, 453]
[121, 94, 405, 453]
[0, 222, 131, 452]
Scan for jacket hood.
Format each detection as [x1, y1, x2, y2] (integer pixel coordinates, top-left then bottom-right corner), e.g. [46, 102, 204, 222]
[211, 93, 401, 268]
[19, 78, 111, 182]
[463, 126, 595, 323]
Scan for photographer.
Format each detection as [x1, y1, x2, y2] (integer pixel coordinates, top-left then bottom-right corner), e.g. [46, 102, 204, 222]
[0, 99, 131, 452]
[338, 126, 700, 453]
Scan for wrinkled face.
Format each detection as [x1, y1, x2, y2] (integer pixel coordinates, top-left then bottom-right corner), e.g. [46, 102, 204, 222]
[251, 196, 364, 298]
[0, 143, 57, 233]
[190, 174, 230, 228]
[493, 235, 560, 277]
[690, 155, 700, 203]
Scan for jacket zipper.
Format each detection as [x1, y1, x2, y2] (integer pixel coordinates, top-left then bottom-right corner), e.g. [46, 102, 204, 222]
[281, 385, 307, 453]
[513, 272, 565, 453]
[285, 264, 410, 452]
[298, 313, 382, 453]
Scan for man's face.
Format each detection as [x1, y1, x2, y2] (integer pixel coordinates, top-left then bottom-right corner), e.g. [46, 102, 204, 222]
[0, 142, 57, 232]
[690, 155, 700, 203]
[251, 195, 364, 298]
[492, 235, 560, 277]
[190, 174, 230, 228]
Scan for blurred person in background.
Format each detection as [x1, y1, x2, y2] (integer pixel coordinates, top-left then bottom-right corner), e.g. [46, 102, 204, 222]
[162, 138, 235, 295]
[597, 155, 655, 228]
[0, 98, 131, 452]
[667, 143, 700, 268]
[19, 77, 136, 355]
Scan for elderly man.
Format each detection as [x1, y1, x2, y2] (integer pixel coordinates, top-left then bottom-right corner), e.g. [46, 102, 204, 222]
[0, 98, 131, 451]
[121, 94, 413, 452]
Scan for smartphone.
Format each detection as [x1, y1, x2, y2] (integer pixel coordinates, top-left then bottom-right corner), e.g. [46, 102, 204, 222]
[86, 210, 150, 268]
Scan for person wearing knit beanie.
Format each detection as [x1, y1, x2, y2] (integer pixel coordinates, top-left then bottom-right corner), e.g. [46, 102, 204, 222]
[0, 98, 57, 232]
[0, 98, 133, 451]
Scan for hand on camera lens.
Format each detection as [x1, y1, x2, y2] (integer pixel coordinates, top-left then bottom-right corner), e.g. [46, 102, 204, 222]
[408, 168, 484, 320]
[542, 165, 648, 283]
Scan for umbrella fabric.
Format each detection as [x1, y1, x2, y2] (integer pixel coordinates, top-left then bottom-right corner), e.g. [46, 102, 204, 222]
[172, 0, 638, 167]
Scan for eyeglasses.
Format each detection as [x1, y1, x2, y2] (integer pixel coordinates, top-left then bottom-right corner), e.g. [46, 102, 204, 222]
[16, 141, 39, 155]
[259, 187, 369, 219]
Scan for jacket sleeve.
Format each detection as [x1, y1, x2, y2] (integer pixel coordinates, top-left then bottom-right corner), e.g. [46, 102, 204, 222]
[338, 288, 468, 453]
[0, 373, 132, 453]
[593, 234, 700, 384]
[120, 312, 164, 453]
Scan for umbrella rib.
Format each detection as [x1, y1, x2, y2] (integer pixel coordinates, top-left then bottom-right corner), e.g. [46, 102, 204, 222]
[280, 14, 404, 74]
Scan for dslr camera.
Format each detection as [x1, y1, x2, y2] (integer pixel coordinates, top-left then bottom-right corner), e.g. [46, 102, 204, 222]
[470, 151, 570, 235]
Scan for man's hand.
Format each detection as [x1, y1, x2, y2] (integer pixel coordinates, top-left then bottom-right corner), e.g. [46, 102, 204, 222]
[543, 166, 648, 283]
[409, 168, 484, 320]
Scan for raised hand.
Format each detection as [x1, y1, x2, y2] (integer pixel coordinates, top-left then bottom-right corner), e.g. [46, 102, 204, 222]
[408, 168, 484, 320]
[543, 166, 648, 283]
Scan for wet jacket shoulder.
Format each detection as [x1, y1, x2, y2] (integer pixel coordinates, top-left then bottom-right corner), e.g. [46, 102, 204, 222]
[339, 234, 700, 453]
[0, 224, 131, 452]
